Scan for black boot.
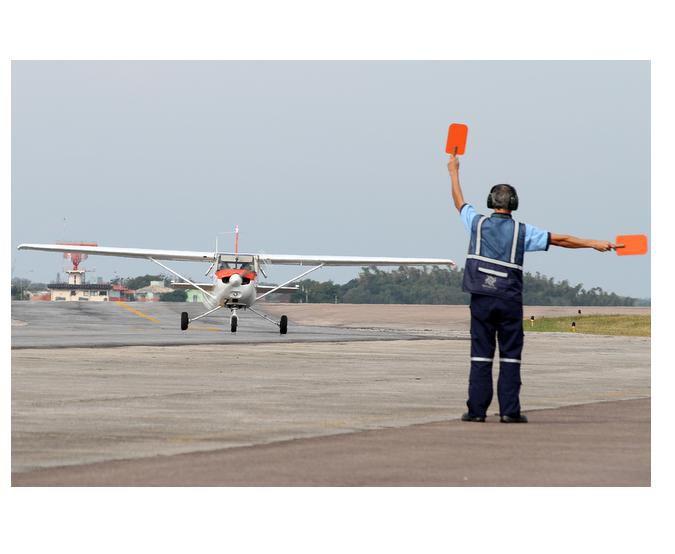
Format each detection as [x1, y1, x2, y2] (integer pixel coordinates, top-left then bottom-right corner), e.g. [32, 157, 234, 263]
[499, 414, 528, 423]
[461, 412, 486, 422]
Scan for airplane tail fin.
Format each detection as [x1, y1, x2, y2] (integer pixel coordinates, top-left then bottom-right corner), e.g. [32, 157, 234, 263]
[234, 224, 239, 257]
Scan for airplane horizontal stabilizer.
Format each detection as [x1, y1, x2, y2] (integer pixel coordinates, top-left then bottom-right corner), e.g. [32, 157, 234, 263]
[170, 282, 299, 294]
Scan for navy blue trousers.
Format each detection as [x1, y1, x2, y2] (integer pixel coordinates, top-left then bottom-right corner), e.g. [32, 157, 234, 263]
[466, 294, 524, 418]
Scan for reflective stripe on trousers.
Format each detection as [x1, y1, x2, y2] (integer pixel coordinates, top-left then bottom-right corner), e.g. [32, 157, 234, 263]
[470, 357, 521, 363]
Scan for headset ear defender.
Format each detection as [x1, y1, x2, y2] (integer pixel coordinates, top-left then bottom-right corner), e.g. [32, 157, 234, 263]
[487, 189, 495, 209]
[487, 184, 519, 211]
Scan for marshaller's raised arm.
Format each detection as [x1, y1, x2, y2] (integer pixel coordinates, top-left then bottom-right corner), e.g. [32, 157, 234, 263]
[447, 154, 465, 212]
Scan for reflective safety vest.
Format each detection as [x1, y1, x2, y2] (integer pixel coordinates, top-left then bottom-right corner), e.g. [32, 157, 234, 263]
[462, 213, 527, 301]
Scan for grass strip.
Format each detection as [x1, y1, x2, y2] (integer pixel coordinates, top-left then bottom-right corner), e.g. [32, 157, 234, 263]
[524, 314, 650, 337]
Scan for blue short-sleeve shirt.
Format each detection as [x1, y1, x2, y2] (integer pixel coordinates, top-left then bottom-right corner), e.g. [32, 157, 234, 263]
[459, 203, 550, 252]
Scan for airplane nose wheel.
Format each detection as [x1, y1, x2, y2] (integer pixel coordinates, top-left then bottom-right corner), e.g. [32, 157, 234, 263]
[230, 314, 238, 333]
[180, 312, 189, 331]
[279, 315, 288, 334]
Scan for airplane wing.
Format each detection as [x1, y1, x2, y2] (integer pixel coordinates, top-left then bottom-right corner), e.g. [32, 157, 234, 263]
[256, 254, 456, 267]
[17, 243, 217, 263]
[18, 244, 455, 267]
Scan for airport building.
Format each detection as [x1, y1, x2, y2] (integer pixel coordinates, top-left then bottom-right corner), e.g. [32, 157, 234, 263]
[108, 283, 135, 302]
[27, 290, 51, 301]
[134, 280, 173, 302]
[185, 289, 203, 302]
[48, 268, 111, 302]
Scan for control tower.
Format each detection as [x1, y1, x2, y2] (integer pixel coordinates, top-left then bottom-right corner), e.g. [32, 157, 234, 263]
[47, 242, 112, 301]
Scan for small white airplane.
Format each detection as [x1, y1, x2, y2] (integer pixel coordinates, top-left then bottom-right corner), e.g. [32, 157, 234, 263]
[18, 227, 456, 334]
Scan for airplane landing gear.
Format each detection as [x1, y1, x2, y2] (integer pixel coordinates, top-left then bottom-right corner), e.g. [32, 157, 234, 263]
[230, 313, 238, 333]
[180, 305, 222, 331]
[247, 306, 289, 334]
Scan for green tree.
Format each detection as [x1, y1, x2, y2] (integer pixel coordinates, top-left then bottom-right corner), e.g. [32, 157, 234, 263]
[11, 278, 31, 300]
[159, 290, 187, 302]
[123, 274, 167, 290]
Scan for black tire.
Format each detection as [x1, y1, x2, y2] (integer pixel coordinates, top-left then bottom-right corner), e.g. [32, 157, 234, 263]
[231, 316, 238, 333]
[279, 315, 288, 335]
[180, 312, 189, 331]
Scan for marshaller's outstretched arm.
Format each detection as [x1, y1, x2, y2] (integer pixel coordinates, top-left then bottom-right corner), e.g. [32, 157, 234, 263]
[447, 154, 465, 212]
[550, 233, 618, 252]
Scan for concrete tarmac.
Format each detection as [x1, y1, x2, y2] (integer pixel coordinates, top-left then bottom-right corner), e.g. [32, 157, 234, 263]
[13, 398, 649, 486]
[11, 302, 650, 485]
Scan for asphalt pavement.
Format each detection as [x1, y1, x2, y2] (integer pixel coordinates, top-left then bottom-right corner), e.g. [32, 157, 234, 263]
[13, 399, 649, 486]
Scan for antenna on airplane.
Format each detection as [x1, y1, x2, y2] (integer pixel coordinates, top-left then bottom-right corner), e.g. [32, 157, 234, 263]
[205, 235, 218, 276]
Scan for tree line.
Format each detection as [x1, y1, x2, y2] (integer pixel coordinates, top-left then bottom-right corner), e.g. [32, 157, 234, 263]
[289, 266, 646, 306]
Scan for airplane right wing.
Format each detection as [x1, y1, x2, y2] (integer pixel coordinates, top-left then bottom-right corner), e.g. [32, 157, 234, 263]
[18, 243, 217, 263]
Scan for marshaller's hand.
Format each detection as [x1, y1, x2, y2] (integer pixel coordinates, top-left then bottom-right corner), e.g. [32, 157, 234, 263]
[447, 154, 460, 175]
[591, 240, 617, 252]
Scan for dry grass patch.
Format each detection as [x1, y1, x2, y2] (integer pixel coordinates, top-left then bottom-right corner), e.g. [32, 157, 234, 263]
[524, 314, 650, 337]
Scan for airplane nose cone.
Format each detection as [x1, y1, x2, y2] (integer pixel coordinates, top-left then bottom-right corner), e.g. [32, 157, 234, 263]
[229, 274, 242, 286]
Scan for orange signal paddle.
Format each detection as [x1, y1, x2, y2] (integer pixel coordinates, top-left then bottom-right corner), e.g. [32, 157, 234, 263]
[446, 123, 468, 156]
[614, 234, 648, 256]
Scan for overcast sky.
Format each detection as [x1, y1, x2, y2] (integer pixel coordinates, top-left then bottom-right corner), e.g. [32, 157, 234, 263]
[11, 61, 650, 297]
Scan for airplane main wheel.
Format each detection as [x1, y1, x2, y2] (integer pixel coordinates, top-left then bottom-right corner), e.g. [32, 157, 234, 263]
[181, 312, 189, 331]
[231, 316, 238, 333]
[279, 315, 288, 335]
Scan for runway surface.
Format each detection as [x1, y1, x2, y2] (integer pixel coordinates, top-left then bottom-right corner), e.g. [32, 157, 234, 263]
[11, 301, 427, 348]
[11, 302, 650, 485]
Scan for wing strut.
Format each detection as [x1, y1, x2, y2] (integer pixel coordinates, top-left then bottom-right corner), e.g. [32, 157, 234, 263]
[254, 264, 325, 303]
[148, 257, 218, 301]
[189, 304, 222, 323]
[247, 306, 281, 327]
